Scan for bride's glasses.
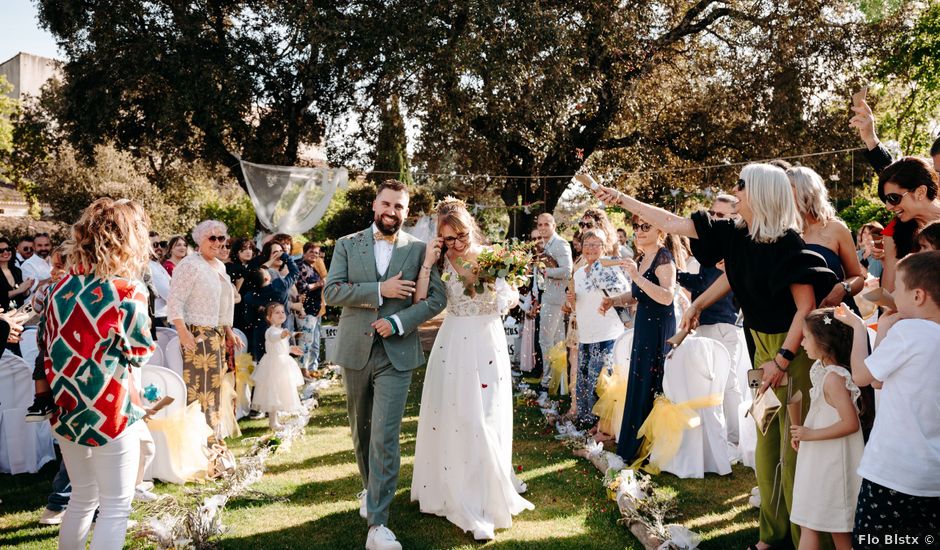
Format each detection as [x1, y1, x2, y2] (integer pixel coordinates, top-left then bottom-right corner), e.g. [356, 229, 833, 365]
[442, 233, 470, 246]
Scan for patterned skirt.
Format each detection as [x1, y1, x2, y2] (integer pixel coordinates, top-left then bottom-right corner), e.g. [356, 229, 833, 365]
[182, 325, 226, 439]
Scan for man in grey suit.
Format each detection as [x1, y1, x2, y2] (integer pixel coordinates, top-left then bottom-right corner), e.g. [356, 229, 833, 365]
[324, 180, 446, 550]
[535, 213, 573, 391]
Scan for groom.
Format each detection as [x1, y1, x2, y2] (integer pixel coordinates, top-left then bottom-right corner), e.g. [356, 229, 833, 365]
[324, 179, 446, 550]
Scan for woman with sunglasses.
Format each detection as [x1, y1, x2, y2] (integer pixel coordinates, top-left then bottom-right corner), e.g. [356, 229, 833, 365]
[0, 237, 33, 315]
[167, 220, 244, 440]
[599, 217, 678, 456]
[410, 198, 533, 541]
[871, 157, 940, 292]
[582, 165, 836, 550]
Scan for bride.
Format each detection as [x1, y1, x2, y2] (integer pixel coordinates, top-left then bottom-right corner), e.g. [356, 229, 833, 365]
[410, 198, 534, 540]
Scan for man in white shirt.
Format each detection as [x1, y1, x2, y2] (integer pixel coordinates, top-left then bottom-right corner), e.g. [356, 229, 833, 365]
[535, 213, 573, 391]
[15, 236, 34, 267]
[20, 233, 53, 293]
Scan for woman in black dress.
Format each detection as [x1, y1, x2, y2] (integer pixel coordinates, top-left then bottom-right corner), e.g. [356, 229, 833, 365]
[0, 237, 32, 312]
[582, 165, 836, 550]
[601, 217, 677, 461]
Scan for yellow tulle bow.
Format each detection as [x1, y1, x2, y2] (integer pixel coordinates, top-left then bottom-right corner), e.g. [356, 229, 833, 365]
[234, 353, 254, 385]
[147, 401, 213, 482]
[219, 371, 242, 439]
[631, 393, 723, 474]
[592, 368, 628, 436]
[547, 341, 569, 395]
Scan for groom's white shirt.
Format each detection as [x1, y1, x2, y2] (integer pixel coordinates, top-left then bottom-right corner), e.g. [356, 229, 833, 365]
[372, 223, 404, 334]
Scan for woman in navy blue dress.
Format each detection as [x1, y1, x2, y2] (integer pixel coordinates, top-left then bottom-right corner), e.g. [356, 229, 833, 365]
[602, 217, 678, 461]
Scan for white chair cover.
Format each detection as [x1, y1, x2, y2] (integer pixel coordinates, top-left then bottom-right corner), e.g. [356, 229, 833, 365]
[148, 345, 165, 367]
[232, 328, 248, 354]
[0, 354, 56, 474]
[661, 336, 733, 478]
[19, 328, 40, 370]
[609, 329, 634, 443]
[164, 336, 184, 378]
[156, 327, 177, 355]
[139, 366, 211, 484]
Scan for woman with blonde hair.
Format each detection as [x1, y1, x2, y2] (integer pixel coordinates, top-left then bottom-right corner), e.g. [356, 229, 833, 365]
[42, 198, 155, 550]
[411, 197, 533, 541]
[787, 166, 865, 311]
[584, 164, 836, 550]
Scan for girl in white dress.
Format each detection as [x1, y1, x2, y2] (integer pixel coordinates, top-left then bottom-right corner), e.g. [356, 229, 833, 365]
[789, 308, 864, 550]
[410, 198, 534, 541]
[251, 303, 304, 430]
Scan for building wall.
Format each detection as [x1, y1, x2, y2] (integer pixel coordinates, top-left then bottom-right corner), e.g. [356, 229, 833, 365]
[0, 52, 60, 101]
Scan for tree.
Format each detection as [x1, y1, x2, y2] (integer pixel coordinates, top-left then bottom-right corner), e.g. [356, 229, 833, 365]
[0, 76, 15, 154]
[35, 1, 356, 176]
[339, 0, 899, 234]
[370, 95, 413, 185]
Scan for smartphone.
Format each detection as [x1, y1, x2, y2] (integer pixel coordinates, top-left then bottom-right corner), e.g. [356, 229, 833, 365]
[747, 368, 763, 390]
[852, 86, 868, 107]
[9, 302, 35, 324]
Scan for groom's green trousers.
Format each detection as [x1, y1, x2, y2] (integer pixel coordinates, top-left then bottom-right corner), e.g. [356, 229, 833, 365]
[343, 337, 413, 527]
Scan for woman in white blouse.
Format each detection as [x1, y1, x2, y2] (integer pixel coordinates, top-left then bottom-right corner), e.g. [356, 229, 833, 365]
[167, 220, 243, 439]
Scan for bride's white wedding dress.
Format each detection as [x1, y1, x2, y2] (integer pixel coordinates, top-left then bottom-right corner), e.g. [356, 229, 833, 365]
[410, 257, 534, 540]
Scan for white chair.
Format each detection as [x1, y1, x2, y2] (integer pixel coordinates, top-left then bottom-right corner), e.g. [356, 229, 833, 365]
[0, 354, 56, 474]
[164, 336, 184, 378]
[19, 328, 40, 370]
[148, 345, 165, 367]
[232, 328, 248, 354]
[156, 327, 177, 355]
[139, 365, 210, 484]
[661, 336, 733, 478]
[139, 365, 187, 420]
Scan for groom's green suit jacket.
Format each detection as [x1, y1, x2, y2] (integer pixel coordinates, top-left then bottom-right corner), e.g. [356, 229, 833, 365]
[323, 227, 446, 371]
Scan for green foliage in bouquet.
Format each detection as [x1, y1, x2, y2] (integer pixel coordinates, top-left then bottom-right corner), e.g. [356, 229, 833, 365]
[441, 241, 538, 297]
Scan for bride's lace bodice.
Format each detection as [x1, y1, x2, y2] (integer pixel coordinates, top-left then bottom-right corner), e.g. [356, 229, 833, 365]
[444, 258, 519, 317]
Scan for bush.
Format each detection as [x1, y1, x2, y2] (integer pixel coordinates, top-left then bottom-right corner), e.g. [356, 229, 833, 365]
[838, 196, 893, 233]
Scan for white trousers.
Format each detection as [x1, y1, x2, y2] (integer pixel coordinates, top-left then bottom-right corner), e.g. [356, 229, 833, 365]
[695, 323, 744, 446]
[56, 421, 143, 550]
[538, 304, 566, 387]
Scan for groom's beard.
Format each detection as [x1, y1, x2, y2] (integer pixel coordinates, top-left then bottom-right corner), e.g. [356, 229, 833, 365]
[375, 213, 402, 235]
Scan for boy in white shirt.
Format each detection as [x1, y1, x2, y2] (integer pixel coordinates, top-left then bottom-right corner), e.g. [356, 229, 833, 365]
[835, 250, 940, 548]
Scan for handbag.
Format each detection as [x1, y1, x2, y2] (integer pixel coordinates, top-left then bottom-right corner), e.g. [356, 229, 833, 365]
[749, 388, 781, 435]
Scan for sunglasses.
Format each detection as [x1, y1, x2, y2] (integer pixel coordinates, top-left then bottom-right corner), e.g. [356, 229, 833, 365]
[0, 248, 10, 253]
[707, 210, 729, 219]
[632, 223, 653, 233]
[736, 178, 746, 191]
[443, 233, 470, 246]
[884, 191, 909, 206]
[207, 235, 229, 243]
[152, 241, 167, 248]
[20, 247, 33, 253]
[578, 221, 595, 229]
[221, 244, 230, 249]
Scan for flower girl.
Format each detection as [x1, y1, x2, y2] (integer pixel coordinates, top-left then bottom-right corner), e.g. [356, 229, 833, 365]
[251, 303, 304, 430]
[789, 308, 864, 550]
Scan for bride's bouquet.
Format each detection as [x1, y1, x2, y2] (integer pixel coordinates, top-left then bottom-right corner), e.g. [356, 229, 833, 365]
[443, 241, 537, 297]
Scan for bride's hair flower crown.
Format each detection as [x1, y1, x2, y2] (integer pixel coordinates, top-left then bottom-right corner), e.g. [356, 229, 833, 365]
[435, 196, 467, 214]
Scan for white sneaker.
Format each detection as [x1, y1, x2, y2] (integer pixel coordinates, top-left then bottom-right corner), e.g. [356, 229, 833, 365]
[365, 525, 401, 550]
[358, 489, 368, 519]
[138, 481, 154, 491]
[749, 494, 761, 508]
[134, 488, 160, 502]
[39, 507, 66, 525]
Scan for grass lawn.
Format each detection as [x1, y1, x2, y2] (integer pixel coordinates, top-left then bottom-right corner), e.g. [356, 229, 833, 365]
[1, 368, 759, 549]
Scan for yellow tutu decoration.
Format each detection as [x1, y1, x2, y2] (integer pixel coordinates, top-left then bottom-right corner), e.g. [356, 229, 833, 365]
[547, 341, 569, 395]
[219, 371, 242, 439]
[234, 353, 255, 419]
[147, 401, 214, 484]
[631, 393, 723, 474]
[592, 367, 628, 437]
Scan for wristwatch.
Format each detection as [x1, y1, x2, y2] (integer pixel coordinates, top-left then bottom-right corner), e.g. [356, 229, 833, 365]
[841, 281, 851, 295]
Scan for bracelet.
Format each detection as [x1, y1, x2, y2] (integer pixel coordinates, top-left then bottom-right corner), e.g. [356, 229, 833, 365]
[773, 357, 789, 372]
[421, 265, 433, 272]
[777, 347, 795, 362]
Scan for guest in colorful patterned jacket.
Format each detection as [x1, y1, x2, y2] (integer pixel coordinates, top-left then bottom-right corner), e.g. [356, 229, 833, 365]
[41, 198, 155, 550]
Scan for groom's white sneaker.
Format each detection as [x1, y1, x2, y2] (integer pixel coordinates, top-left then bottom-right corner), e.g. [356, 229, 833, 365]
[358, 489, 368, 519]
[365, 524, 401, 550]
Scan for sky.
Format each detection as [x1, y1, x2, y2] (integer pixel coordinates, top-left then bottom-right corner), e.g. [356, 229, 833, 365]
[0, 0, 60, 63]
